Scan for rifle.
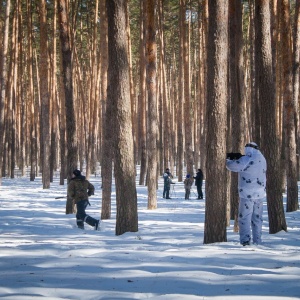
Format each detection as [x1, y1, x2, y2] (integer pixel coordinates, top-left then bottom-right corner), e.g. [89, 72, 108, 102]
[226, 152, 244, 160]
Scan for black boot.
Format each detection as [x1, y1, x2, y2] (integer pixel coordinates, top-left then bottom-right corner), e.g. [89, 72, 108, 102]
[166, 190, 171, 199]
[77, 219, 84, 229]
[94, 220, 100, 231]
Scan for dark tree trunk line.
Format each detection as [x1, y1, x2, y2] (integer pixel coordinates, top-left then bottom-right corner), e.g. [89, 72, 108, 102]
[228, 0, 245, 231]
[100, 0, 112, 220]
[204, 0, 228, 244]
[146, 0, 158, 210]
[255, 0, 287, 234]
[0, 0, 11, 185]
[138, 0, 147, 186]
[106, 0, 138, 235]
[279, 0, 298, 212]
[293, 0, 300, 181]
[40, 0, 51, 189]
[58, 0, 78, 214]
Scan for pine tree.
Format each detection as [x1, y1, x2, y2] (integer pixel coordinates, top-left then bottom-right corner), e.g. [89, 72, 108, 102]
[204, 0, 229, 244]
[106, 0, 138, 235]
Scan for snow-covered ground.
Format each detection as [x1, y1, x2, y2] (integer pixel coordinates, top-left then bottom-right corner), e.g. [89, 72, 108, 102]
[0, 172, 299, 300]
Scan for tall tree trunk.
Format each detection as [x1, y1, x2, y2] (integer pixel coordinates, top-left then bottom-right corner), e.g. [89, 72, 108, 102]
[182, 0, 193, 176]
[19, 2, 26, 177]
[158, 0, 171, 176]
[8, 2, 18, 179]
[229, 0, 245, 231]
[146, 0, 158, 209]
[252, 1, 262, 144]
[100, 0, 112, 220]
[34, 49, 41, 177]
[279, 0, 298, 212]
[177, 0, 184, 182]
[40, 0, 51, 189]
[255, 0, 287, 233]
[125, 2, 137, 164]
[26, 0, 36, 181]
[169, 56, 177, 176]
[106, 0, 138, 235]
[196, 0, 205, 173]
[204, 0, 228, 244]
[58, 49, 66, 185]
[200, 0, 208, 176]
[0, 0, 11, 185]
[86, 0, 99, 180]
[293, 0, 300, 181]
[58, 0, 77, 213]
[138, 0, 147, 185]
[249, 0, 256, 141]
[50, 0, 58, 183]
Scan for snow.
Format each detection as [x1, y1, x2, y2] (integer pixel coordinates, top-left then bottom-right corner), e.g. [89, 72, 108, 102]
[0, 173, 299, 300]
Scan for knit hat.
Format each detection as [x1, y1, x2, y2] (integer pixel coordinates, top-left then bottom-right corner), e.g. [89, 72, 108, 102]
[245, 142, 259, 149]
[73, 169, 81, 177]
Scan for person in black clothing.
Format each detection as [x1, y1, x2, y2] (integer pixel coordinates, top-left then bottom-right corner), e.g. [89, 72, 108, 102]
[193, 169, 204, 199]
[163, 168, 173, 199]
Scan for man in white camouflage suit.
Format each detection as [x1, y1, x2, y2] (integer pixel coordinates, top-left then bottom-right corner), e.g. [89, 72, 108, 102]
[226, 142, 267, 246]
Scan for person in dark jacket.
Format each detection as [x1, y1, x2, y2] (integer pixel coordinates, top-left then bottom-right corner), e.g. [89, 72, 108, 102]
[193, 169, 204, 199]
[67, 169, 100, 230]
[163, 168, 173, 199]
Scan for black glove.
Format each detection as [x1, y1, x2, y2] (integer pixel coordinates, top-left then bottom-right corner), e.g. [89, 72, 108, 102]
[226, 152, 244, 160]
[88, 191, 93, 196]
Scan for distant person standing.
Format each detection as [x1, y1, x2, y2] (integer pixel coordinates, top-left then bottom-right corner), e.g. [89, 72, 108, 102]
[226, 142, 267, 246]
[163, 168, 173, 199]
[193, 169, 204, 199]
[183, 174, 193, 200]
[68, 169, 100, 230]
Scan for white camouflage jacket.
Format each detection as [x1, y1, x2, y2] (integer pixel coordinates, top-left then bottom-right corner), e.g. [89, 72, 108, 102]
[226, 143, 267, 200]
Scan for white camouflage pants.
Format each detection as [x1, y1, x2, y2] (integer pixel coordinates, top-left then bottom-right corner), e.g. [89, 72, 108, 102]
[238, 198, 264, 244]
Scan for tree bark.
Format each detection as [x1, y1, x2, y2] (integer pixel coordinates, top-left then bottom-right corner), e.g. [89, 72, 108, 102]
[255, 0, 287, 233]
[100, 0, 112, 220]
[40, 0, 51, 189]
[204, 0, 228, 244]
[200, 0, 208, 176]
[58, 0, 77, 213]
[50, 0, 59, 183]
[146, 0, 158, 210]
[0, 0, 11, 185]
[182, 0, 193, 176]
[279, 0, 298, 212]
[106, 0, 138, 235]
[229, 0, 245, 230]
[293, 0, 300, 181]
[86, 0, 99, 180]
[138, 0, 147, 186]
[58, 49, 66, 185]
[177, 0, 184, 182]
[26, 0, 37, 181]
